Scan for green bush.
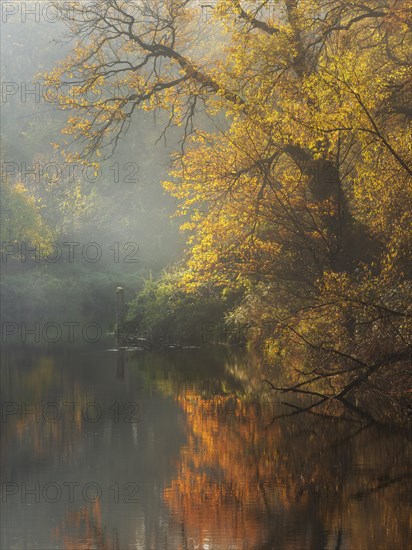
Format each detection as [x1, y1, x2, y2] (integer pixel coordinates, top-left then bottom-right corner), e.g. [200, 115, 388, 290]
[127, 271, 231, 345]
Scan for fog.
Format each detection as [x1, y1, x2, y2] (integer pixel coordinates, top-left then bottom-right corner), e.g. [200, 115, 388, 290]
[1, 12, 185, 337]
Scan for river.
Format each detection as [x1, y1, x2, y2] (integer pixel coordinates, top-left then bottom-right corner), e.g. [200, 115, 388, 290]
[1, 346, 411, 549]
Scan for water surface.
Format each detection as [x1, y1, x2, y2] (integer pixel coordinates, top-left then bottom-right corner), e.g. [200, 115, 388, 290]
[1, 347, 411, 549]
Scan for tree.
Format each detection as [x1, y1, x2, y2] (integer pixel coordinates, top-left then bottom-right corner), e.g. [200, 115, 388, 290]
[44, 1, 411, 419]
[0, 177, 52, 253]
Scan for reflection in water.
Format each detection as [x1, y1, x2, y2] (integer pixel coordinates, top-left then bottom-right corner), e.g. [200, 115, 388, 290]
[1, 348, 411, 549]
[164, 390, 412, 549]
[52, 501, 120, 550]
[116, 351, 125, 380]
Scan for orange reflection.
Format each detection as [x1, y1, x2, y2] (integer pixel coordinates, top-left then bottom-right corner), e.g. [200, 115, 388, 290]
[52, 501, 119, 550]
[164, 388, 412, 549]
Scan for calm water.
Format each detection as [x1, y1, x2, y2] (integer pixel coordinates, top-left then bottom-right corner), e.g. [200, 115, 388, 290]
[1, 347, 411, 550]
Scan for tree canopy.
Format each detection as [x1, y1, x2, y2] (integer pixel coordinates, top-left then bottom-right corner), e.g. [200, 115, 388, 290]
[44, 0, 411, 419]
